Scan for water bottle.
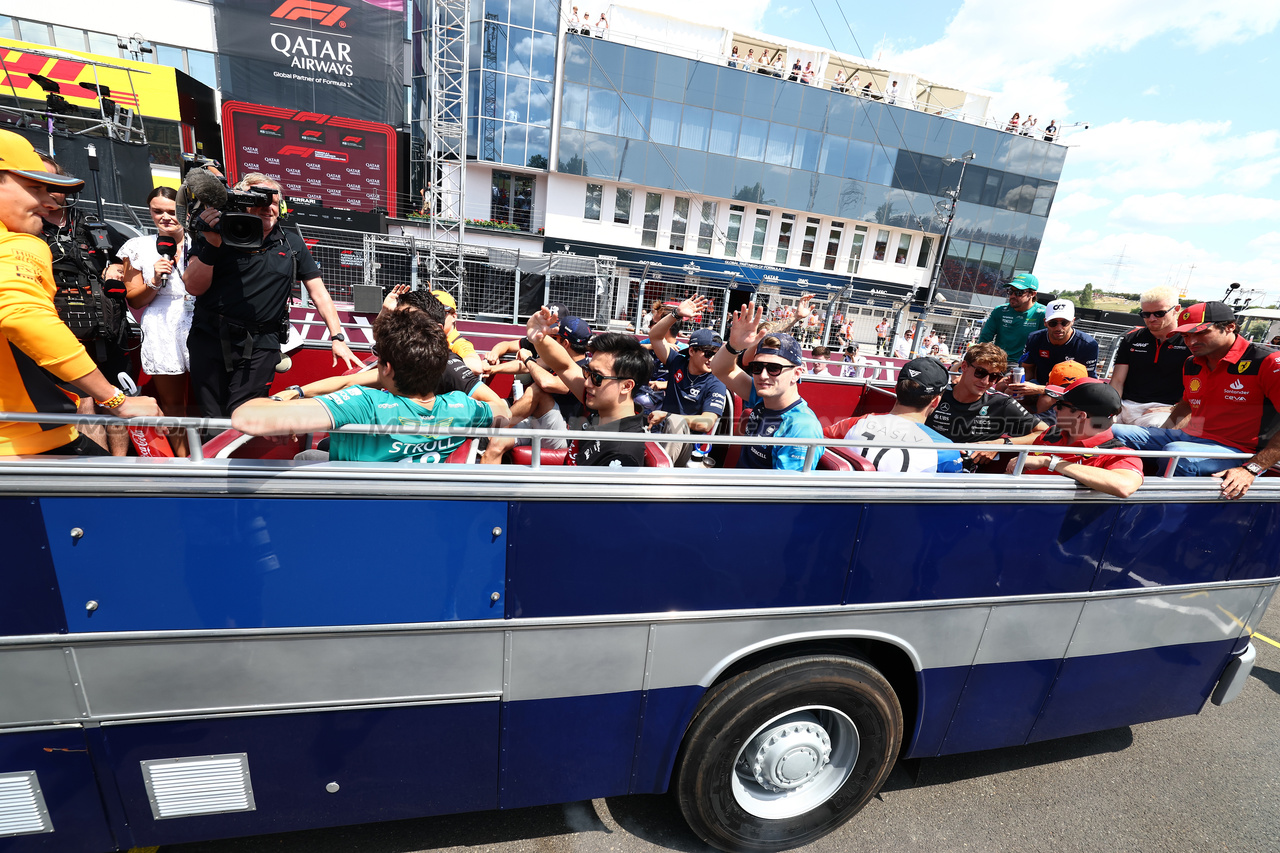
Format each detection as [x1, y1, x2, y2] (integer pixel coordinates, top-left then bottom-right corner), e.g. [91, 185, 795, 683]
[511, 380, 525, 402]
[1009, 366, 1024, 385]
[690, 442, 710, 466]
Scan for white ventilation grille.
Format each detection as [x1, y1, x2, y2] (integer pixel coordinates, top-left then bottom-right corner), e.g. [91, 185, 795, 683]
[141, 754, 256, 820]
[0, 771, 53, 837]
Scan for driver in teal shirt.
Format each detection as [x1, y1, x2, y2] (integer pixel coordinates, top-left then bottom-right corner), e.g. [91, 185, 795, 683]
[232, 308, 507, 461]
[979, 273, 1047, 361]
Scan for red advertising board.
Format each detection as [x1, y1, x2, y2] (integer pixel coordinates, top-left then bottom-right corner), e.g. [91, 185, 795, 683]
[221, 100, 398, 216]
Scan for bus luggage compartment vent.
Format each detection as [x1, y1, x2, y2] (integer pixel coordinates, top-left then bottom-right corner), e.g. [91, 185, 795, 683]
[0, 771, 53, 837]
[141, 753, 257, 820]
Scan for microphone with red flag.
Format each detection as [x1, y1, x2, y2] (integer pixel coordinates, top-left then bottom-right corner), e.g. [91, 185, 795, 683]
[156, 235, 178, 261]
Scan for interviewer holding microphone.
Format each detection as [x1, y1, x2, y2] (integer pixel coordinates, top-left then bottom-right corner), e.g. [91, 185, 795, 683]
[120, 187, 193, 455]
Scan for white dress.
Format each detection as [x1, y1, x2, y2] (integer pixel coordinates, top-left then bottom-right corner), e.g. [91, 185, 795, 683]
[118, 234, 195, 375]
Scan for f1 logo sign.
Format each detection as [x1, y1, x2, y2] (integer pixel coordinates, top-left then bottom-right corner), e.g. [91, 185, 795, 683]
[279, 145, 315, 157]
[270, 0, 350, 27]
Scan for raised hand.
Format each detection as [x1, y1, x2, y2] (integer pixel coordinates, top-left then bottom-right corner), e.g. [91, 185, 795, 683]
[677, 293, 713, 320]
[795, 294, 815, 320]
[526, 305, 558, 343]
[728, 302, 766, 351]
[382, 283, 410, 313]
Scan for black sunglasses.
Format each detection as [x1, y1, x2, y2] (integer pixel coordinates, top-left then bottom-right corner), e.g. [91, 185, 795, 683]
[371, 344, 380, 359]
[1140, 308, 1173, 319]
[746, 361, 790, 376]
[1046, 319, 1072, 327]
[968, 365, 1004, 381]
[583, 367, 623, 386]
[693, 347, 719, 357]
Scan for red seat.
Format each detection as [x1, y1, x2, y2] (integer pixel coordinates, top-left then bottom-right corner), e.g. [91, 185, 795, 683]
[825, 445, 877, 471]
[510, 442, 671, 467]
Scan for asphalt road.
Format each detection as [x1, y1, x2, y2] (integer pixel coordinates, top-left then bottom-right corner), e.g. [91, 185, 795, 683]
[165, 603, 1280, 853]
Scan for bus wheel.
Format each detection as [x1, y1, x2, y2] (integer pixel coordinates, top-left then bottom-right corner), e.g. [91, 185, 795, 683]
[675, 655, 902, 852]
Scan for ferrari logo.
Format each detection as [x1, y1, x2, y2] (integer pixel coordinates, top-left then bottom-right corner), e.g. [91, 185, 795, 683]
[1238, 361, 1251, 373]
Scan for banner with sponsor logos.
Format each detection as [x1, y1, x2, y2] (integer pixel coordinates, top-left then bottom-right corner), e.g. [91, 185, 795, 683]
[222, 100, 398, 216]
[212, 0, 405, 127]
[0, 37, 179, 120]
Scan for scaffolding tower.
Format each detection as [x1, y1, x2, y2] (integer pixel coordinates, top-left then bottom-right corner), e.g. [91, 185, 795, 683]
[426, 0, 469, 297]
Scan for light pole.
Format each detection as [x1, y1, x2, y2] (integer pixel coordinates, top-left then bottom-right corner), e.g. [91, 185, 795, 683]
[911, 150, 974, 358]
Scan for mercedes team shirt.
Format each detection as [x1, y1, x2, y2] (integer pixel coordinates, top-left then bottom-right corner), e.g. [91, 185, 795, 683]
[1114, 326, 1191, 404]
[1182, 336, 1280, 452]
[927, 388, 1037, 442]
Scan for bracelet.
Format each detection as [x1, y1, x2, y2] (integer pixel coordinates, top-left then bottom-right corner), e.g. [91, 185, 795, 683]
[96, 388, 126, 409]
[724, 342, 745, 356]
[287, 385, 305, 399]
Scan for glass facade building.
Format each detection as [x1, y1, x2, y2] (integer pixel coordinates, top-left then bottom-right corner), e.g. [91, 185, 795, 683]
[555, 36, 1065, 296]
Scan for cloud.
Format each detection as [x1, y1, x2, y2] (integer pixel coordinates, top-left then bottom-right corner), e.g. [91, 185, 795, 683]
[1054, 191, 1112, 218]
[1109, 193, 1280, 226]
[774, 5, 802, 18]
[631, 0, 772, 31]
[1142, 85, 1160, 96]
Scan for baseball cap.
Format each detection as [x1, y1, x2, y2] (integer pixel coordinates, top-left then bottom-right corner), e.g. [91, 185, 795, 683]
[688, 328, 723, 348]
[1007, 273, 1040, 292]
[755, 332, 803, 366]
[1050, 378, 1122, 418]
[1172, 302, 1235, 334]
[898, 357, 949, 395]
[0, 131, 85, 189]
[1046, 299, 1075, 323]
[1044, 360, 1088, 392]
[430, 290, 458, 311]
[558, 315, 592, 348]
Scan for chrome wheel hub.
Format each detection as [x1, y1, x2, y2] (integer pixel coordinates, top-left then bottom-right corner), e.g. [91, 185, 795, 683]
[745, 714, 832, 792]
[731, 706, 860, 819]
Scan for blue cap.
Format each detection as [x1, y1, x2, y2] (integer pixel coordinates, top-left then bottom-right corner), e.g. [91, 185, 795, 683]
[1007, 273, 1040, 291]
[558, 315, 592, 349]
[754, 332, 803, 366]
[688, 328, 723, 348]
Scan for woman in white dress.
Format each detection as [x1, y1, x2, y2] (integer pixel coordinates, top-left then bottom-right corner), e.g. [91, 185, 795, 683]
[121, 186, 194, 455]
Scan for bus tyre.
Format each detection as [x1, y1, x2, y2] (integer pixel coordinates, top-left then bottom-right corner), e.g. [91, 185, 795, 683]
[675, 655, 902, 852]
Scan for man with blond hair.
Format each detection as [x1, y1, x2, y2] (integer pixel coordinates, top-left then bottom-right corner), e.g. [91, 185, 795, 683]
[1109, 285, 1191, 426]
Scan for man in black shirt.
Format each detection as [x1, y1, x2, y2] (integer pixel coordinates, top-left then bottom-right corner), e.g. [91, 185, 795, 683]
[1109, 285, 1191, 426]
[527, 310, 652, 467]
[927, 342, 1046, 464]
[184, 173, 360, 417]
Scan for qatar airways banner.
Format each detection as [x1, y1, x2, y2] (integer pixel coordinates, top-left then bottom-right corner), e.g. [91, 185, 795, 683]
[213, 0, 404, 127]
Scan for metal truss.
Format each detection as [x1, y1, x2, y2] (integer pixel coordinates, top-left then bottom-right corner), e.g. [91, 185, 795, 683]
[426, 0, 469, 296]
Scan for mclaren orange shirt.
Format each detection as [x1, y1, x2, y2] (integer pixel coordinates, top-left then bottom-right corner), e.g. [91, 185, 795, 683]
[0, 223, 97, 454]
[446, 327, 477, 361]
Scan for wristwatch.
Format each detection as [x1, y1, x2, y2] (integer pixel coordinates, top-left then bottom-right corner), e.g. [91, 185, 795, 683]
[329, 332, 347, 343]
[1047, 455, 1065, 473]
[1244, 462, 1266, 476]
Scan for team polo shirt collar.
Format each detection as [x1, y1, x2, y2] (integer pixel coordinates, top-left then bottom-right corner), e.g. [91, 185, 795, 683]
[1194, 333, 1251, 371]
[1041, 426, 1117, 449]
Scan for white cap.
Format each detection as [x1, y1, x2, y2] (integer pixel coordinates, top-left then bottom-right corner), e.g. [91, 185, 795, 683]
[1046, 299, 1075, 323]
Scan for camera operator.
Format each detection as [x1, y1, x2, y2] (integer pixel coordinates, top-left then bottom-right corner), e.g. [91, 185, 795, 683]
[0, 129, 160, 457]
[183, 172, 360, 418]
[38, 154, 133, 455]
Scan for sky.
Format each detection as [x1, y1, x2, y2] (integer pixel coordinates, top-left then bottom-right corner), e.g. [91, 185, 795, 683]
[629, 0, 1280, 304]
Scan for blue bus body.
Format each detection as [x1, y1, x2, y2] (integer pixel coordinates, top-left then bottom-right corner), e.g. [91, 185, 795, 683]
[0, 458, 1274, 852]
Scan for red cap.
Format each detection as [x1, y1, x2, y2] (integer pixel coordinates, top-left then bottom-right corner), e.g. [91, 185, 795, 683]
[1173, 302, 1236, 334]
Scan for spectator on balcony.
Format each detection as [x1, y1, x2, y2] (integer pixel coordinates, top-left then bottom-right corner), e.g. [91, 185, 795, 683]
[594, 14, 608, 38]
[862, 81, 876, 99]
[569, 6, 580, 29]
[773, 53, 785, 77]
[1021, 115, 1038, 136]
[729, 46, 740, 68]
[849, 71, 861, 92]
[801, 62, 815, 85]
[1005, 112, 1021, 132]
[789, 58, 802, 81]
[1044, 120, 1058, 142]
[742, 49, 755, 73]
[886, 80, 899, 104]
[833, 69, 847, 92]
[578, 12, 592, 35]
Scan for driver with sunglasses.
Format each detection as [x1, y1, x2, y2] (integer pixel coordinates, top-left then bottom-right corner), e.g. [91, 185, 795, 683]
[711, 303, 824, 471]
[1009, 299, 1098, 403]
[926, 343, 1045, 464]
[1109, 285, 1191, 426]
[978, 273, 1046, 360]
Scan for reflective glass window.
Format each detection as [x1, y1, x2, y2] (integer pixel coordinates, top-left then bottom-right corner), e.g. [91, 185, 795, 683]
[843, 139, 872, 181]
[750, 210, 771, 261]
[52, 25, 85, 51]
[469, 23, 483, 70]
[589, 39, 625, 88]
[792, 129, 822, 172]
[646, 145, 676, 189]
[654, 54, 687, 102]
[948, 123, 976, 160]
[618, 94, 650, 139]
[709, 112, 740, 157]
[923, 116, 951, 157]
[488, 0, 509, 23]
[764, 123, 795, 166]
[797, 89, 830, 131]
[989, 209, 1017, 246]
[916, 154, 945, 195]
[527, 126, 551, 168]
[187, 49, 218, 89]
[847, 225, 868, 274]
[743, 74, 774, 120]
[786, 172, 818, 212]
[697, 201, 718, 254]
[17, 19, 50, 45]
[970, 127, 1000, 168]
[737, 117, 768, 161]
[725, 205, 744, 257]
[561, 82, 588, 129]
[771, 85, 800, 125]
[528, 80, 553, 126]
[734, 160, 764, 204]
[808, 174, 841, 214]
[1024, 216, 1046, 250]
[761, 165, 789, 206]
[534, 0, 559, 31]
[827, 95, 856, 137]
[676, 148, 707, 193]
[503, 123, 527, 166]
[850, 104, 879, 142]
[642, 192, 662, 247]
[819, 135, 847, 177]
[484, 22, 508, 71]
[715, 69, 747, 113]
[618, 139, 646, 183]
[671, 197, 690, 251]
[981, 170, 1002, 206]
[872, 228, 890, 262]
[838, 180, 867, 220]
[622, 47, 656, 96]
[1042, 145, 1067, 181]
[586, 88, 620, 135]
[584, 133, 619, 178]
[508, 27, 533, 76]
[563, 37, 590, 83]
[899, 110, 929, 152]
[895, 233, 912, 265]
[480, 119, 504, 161]
[799, 218, 820, 267]
[505, 76, 530, 123]
[867, 146, 896, 185]
[686, 63, 717, 109]
[650, 100, 682, 146]
[615, 187, 633, 224]
[530, 32, 556, 80]
[559, 130, 585, 173]
[679, 106, 711, 151]
[509, 0, 534, 29]
[776, 213, 795, 264]
[87, 31, 119, 58]
[1032, 181, 1055, 217]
